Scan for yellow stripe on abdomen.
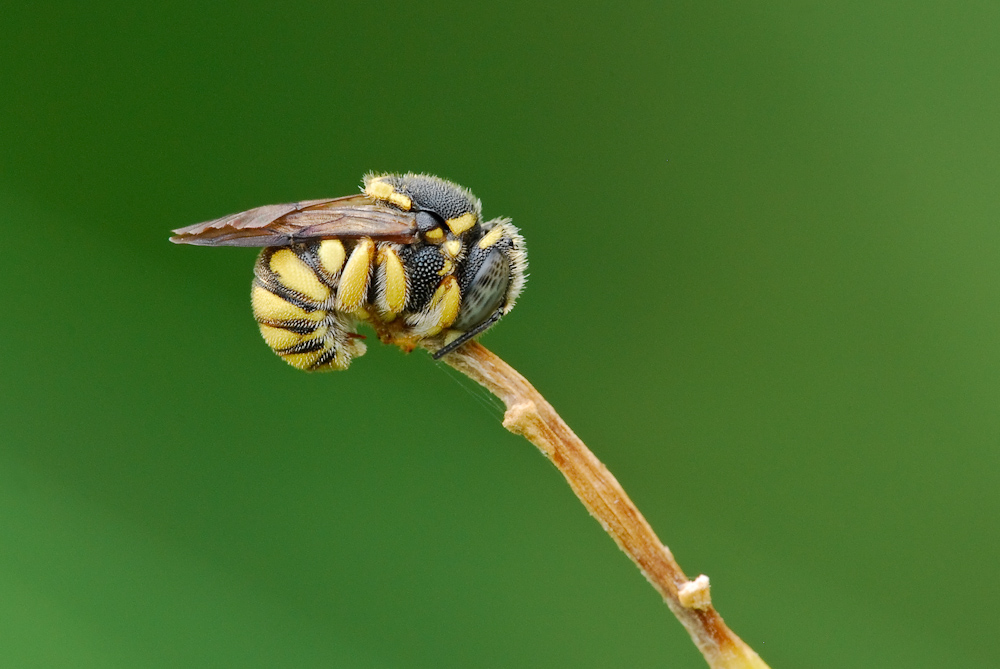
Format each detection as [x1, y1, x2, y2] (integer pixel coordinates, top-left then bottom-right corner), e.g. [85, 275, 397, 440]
[250, 243, 375, 372]
[251, 284, 326, 324]
[258, 323, 303, 350]
[268, 249, 330, 301]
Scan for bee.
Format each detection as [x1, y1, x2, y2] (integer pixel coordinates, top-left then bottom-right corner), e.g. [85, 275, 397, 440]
[170, 173, 528, 371]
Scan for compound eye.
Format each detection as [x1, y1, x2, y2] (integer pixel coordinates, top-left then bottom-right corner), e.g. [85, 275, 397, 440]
[455, 247, 510, 330]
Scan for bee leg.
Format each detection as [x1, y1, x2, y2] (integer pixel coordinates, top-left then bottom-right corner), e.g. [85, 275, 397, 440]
[335, 238, 375, 312]
[373, 244, 409, 321]
[405, 275, 461, 338]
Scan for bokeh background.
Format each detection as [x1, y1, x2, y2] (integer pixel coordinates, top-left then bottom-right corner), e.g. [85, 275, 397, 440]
[2, 2, 998, 667]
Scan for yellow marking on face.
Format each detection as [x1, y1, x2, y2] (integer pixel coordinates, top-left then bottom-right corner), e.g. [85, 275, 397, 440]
[424, 227, 445, 243]
[438, 258, 454, 276]
[442, 240, 462, 258]
[317, 239, 346, 275]
[269, 249, 329, 301]
[364, 179, 412, 211]
[258, 324, 302, 351]
[252, 285, 325, 323]
[337, 238, 374, 311]
[380, 247, 407, 315]
[446, 212, 476, 235]
[428, 276, 461, 334]
[478, 225, 506, 249]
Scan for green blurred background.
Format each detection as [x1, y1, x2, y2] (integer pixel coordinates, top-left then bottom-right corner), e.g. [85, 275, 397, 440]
[1, 1, 997, 667]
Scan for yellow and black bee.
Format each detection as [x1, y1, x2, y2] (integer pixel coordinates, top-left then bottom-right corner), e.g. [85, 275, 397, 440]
[170, 173, 528, 371]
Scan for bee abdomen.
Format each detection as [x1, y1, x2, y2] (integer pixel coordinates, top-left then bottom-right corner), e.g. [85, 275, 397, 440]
[251, 245, 364, 371]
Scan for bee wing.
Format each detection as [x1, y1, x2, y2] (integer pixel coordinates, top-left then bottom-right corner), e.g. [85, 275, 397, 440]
[170, 194, 418, 247]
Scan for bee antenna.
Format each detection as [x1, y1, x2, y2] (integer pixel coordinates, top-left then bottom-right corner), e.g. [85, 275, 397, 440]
[432, 308, 505, 359]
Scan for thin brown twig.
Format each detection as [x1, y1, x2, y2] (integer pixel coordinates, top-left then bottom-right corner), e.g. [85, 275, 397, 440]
[435, 341, 770, 669]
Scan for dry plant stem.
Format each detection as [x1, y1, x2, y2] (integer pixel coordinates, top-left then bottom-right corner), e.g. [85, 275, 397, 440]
[439, 341, 770, 669]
